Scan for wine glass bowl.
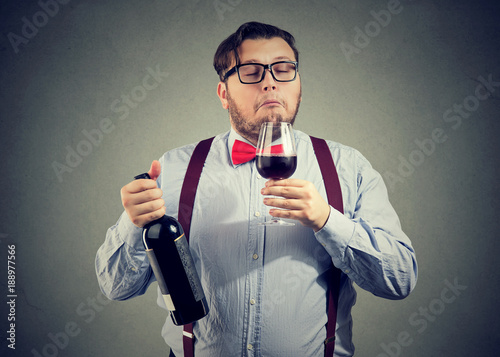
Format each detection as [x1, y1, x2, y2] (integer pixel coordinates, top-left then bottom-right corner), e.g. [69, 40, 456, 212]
[255, 154, 297, 180]
[256, 122, 297, 226]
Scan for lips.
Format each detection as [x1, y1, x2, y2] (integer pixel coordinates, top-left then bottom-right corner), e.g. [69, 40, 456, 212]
[259, 99, 283, 108]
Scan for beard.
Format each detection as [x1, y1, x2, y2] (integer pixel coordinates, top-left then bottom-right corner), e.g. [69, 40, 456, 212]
[226, 86, 302, 145]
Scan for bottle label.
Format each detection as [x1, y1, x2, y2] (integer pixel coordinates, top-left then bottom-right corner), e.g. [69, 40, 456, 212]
[162, 294, 176, 311]
[174, 234, 205, 302]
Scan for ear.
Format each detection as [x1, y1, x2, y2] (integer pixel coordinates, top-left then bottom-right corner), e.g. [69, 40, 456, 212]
[217, 81, 229, 110]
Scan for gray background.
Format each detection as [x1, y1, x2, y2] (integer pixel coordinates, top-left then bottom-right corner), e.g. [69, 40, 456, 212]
[1, 0, 499, 356]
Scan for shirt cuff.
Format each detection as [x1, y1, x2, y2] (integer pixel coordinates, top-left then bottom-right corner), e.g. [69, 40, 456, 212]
[116, 211, 145, 251]
[314, 205, 356, 270]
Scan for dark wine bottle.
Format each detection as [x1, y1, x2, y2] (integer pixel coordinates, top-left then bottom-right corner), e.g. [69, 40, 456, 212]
[134, 173, 209, 326]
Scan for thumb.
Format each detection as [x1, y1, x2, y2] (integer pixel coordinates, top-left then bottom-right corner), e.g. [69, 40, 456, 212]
[147, 160, 161, 181]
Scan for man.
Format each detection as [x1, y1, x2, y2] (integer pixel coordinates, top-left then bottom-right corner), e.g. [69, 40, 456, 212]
[96, 22, 417, 356]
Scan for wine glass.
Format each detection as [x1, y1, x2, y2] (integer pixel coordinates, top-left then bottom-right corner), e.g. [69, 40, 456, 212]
[256, 122, 297, 226]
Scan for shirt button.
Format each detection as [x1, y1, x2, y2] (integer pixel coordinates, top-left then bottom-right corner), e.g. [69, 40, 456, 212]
[247, 344, 253, 350]
[252, 254, 259, 260]
[250, 298, 256, 305]
[344, 269, 350, 274]
[131, 267, 137, 272]
[255, 211, 261, 217]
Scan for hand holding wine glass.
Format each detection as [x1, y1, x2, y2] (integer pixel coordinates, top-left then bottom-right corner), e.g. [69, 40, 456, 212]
[256, 122, 297, 226]
[257, 122, 331, 231]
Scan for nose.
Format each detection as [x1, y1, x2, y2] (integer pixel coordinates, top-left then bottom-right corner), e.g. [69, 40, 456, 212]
[261, 68, 277, 91]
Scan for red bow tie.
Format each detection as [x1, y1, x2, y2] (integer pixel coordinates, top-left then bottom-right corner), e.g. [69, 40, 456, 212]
[231, 140, 284, 165]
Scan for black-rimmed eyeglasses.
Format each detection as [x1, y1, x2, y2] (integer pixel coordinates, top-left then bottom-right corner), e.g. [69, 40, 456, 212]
[223, 61, 299, 84]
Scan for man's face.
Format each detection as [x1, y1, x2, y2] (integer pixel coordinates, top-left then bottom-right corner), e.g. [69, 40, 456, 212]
[217, 37, 302, 145]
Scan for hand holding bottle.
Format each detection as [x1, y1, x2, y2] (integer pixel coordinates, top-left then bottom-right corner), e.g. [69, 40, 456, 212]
[121, 160, 165, 227]
[132, 165, 210, 325]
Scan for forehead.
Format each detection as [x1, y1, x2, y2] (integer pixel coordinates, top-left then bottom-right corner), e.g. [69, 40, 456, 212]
[237, 37, 296, 64]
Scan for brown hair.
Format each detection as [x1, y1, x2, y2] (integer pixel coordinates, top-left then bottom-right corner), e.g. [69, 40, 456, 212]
[213, 21, 299, 81]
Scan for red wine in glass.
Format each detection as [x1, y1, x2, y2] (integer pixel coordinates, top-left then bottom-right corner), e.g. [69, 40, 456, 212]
[255, 122, 297, 226]
[256, 155, 297, 179]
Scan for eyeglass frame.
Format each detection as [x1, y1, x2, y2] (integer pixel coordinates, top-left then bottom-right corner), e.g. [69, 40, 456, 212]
[222, 61, 299, 84]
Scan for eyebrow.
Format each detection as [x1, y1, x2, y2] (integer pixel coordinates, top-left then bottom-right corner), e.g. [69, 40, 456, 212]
[240, 56, 294, 65]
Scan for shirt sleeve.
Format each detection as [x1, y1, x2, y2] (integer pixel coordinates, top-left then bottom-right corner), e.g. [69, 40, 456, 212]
[95, 210, 156, 301]
[315, 149, 417, 300]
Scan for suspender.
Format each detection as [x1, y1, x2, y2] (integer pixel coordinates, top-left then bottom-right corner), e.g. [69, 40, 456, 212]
[177, 137, 215, 357]
[310, 136, 343, 357]
[178, 136, 343, 357]
[178, 137, 215, 241]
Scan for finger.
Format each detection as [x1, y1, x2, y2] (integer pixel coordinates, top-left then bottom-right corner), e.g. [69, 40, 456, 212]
[122, 187, 163, 207]
[134, 188, 164, 205]
[123, 178, 159, 195]
[261, 185, 303, 199]
[267, 206, 314, 228]
[131, 205, 166, 228]
[132, 197, 166, 217]
[265, 178, 305, 188]
[148, 160, 162, 181]
[268, 207, 297, 220]
[263, 197, 302, 210]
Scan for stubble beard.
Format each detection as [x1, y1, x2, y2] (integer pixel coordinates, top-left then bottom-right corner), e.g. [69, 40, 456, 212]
[226, 87, 302, 145]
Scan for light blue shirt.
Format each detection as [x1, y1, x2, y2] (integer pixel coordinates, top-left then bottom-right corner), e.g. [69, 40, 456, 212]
[95, 128, 417, 357]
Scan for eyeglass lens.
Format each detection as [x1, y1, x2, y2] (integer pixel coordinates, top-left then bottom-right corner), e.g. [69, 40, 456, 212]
[239, 62, 296, 83]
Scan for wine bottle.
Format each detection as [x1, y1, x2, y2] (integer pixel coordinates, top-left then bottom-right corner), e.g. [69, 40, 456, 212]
[134, 173, 209, 326]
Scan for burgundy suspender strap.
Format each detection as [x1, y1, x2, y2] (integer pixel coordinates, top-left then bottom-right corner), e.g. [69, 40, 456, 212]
[309, 137, 344, 215]
[310, 136, 343, 357]
[178, 137, 215, 240]
[177, 136, 343, 357]
[177, 137, 215, 357]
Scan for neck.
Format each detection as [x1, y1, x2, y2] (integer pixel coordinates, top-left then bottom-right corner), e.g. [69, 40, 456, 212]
[231, 126, 258, 146]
